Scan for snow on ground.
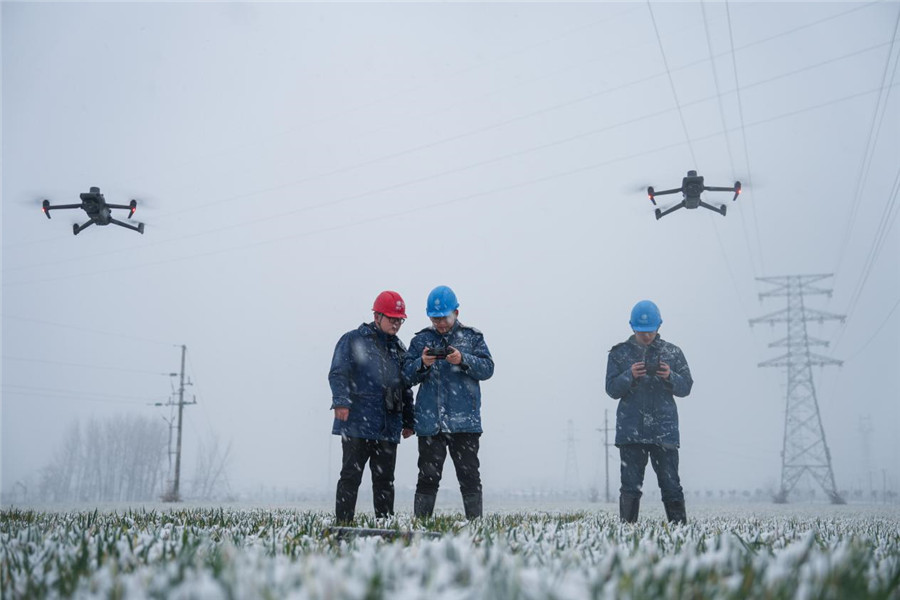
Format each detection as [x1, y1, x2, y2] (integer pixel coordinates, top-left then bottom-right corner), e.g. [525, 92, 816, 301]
[1, 502, 898, 599]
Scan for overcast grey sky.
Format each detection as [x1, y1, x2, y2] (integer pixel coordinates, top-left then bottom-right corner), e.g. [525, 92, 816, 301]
[2, 1, 898, 503]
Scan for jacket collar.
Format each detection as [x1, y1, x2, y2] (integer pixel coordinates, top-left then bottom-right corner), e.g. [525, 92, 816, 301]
[436, 321, 461, 340]
[627, 333, 663, 349]
[359, 321, 396, 343]
[416, 321, 462, 337]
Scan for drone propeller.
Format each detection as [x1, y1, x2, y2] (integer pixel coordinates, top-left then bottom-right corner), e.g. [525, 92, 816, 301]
[726, 174, 763, 197]
[19, 197, 50, 212]
[128, 196, 161, 213]
[621, 183, 661, 206]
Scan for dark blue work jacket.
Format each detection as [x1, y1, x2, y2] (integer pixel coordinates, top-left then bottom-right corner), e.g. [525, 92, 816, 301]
[402, 322, 494, 436]
[328, 322, 414, 443]
[605, 335, 693, 448]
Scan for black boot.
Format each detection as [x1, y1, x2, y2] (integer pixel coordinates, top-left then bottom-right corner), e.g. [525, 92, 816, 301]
[414, 493, 436, 518]
[373, 484, 395, 519]
[335, 486, 357, 524]
[462, 492, 482, 519]
[619, 493, 640, 523]
[664, 500, 687, 525]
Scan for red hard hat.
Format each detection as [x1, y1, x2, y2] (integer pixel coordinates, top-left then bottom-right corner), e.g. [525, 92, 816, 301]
[373, 290, 407, 319]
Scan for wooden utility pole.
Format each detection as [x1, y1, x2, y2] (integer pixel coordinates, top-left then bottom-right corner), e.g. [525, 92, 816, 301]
[604, 410, 610, 503]
[161, 345, 195, 502]
[173, 344, 187, 500]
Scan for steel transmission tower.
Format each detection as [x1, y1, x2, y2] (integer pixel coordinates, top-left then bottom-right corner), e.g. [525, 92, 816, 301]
[564, 420, 580, 495]
[859, 415, 874, 498]
[596, 410, 614, 503]
[750, 274, 845, 504]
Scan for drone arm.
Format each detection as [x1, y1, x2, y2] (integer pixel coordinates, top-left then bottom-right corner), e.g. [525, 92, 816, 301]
[107, 202, 138, 219]
[110, 199, 138, 218]
[705, 182, 742, 201]
[699, 201, 727, 217]
[651, 187, 682, 197]
[42, 203, 82, 219]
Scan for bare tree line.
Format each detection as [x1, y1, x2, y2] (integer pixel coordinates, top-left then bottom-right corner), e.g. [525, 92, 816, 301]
[35, 414, 234, 503]
[39, 414, 168, 502]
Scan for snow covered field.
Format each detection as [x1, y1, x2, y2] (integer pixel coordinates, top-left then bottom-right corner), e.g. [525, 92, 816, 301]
[2, 503, 898, 599]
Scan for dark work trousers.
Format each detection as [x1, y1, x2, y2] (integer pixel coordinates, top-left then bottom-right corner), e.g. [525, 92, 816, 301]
[335, 436, 398, 522]
[619, 443, 684, 503]
[416, 432, 482, 497]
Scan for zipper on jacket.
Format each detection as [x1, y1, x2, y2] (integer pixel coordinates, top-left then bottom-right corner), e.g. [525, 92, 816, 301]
[437, 332, 449, 432]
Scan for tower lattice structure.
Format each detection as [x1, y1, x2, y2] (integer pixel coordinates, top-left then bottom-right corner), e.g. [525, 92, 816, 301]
[564, 419, 580, 495]
[749, 274, 845, 504]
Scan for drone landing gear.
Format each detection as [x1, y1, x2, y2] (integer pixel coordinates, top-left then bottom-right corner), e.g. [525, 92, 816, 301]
[655, 203, 684, 220]
[110, 218, 145, 234]
[655, 201, 726, 220]
[698, 201, 726, 217]
[73, 219, 144, 235]
[73, 221, 94, 236]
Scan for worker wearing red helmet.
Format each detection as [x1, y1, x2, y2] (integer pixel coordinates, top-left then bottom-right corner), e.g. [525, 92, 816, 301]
[328, 291, 415, 523]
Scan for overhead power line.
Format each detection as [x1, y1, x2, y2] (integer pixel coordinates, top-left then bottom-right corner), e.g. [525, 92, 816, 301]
[651, 0, 750, 328]
[125, 6, 644, 192]
[834, 5, 900, 277]
[185, 350, 217, 440]
[842, 297, 900, 362]
[1, 315, 174, 346]
[647, 1, 698, 167]
[725, 0, 767, 275]
[831, 163, 900, 352]
[93, 3, 900, 227]
[7, 35, 894, 281]
[107, 1, 876, 214]
[5, 77, 900, 289]
[2, 355, 173, 376]
[2, 0, 885, 257]
[701, 0, 761, 279]
[148, 0, 886, 190]
[1, 384, 167, 405]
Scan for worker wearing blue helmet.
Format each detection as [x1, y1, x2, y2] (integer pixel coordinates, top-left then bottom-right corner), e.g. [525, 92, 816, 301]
[403, 285, 494, 519]
[605, 300, 693, 524]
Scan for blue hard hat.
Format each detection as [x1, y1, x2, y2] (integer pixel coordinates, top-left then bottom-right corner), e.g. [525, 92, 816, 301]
[426, 285, 459, 317]
[630, 300, 662, 332]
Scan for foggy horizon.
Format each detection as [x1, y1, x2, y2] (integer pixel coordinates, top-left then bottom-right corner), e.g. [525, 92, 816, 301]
[2, 1, 898, 506]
